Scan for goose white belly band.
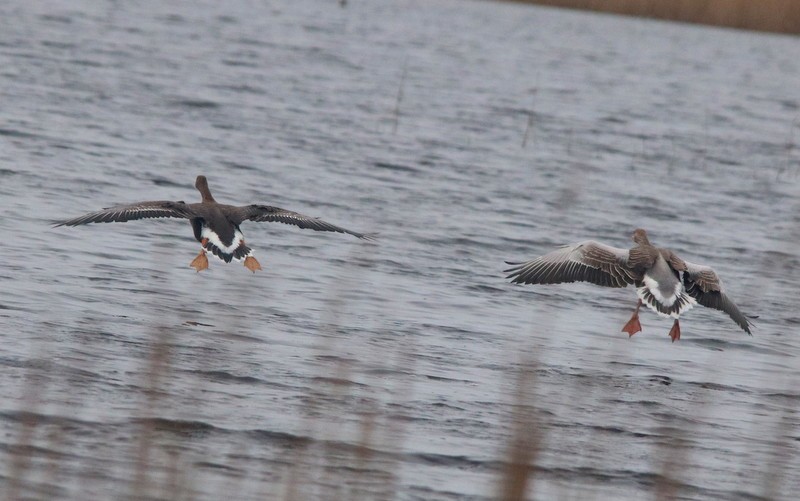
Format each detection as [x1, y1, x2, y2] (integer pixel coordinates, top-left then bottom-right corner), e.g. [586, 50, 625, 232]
[637, 275, 696, 319]
[200, 227, 253, 262]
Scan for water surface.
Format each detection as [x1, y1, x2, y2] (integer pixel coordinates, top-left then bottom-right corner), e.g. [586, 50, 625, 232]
[1, 0, 799, 499]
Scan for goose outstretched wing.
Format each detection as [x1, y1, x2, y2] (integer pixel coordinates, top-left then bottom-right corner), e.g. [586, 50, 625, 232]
[682, 260, 752, 335]
[54, 201, 194, 226]
[505, 241, 639, 288]
[232, 204, 371, 239]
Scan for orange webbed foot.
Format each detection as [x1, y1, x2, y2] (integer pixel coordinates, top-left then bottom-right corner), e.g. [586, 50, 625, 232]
[622, 315, 642, 337]
[190, 251, 209, 272]
[668, 320, 681, 343]
[244, 256, 262, 273]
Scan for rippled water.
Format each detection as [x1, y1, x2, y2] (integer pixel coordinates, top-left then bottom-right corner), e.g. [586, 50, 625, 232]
[2, 0, 799, 499]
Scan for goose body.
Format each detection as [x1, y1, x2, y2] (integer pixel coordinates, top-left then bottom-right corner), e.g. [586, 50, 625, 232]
[55, 175, 369, 272]
[505, 229, 752, 341]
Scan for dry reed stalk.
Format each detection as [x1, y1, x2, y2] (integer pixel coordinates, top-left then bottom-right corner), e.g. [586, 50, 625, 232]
[342, 347, 418, 499]
[208, 278, 262, 501]
[318, 356, 358, 499]
[392, 59, 408, 135]
[667, 135, 677, 176]
[41, 419, 69, 499]
[566, 128, 575, 156]
[161, 448, 187, 501]
[276, 242, 374, 500]
[754, 223, 798, 498]
[4, 348, 51, 500]
[131, 325, 173, 500]
[652, 424, 690, 501]
[280, 457, 304, 501]
[344, 403, 379, 500]
[318, 247, 390, 499]
[379, 349, 418, 496]
[522, 86, 538, 148]
[653, 370, 720, 500]
[522, 112, 535, 148]
[759, 404, 796, 501]
[5, 410, 40, 500]
[778, 118, 798, 181]
[498, 363, 542, 501]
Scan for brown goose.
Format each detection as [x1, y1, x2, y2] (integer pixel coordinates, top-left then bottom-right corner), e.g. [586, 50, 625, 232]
[55, 175, 370, 273]
[505, 229, 752, 341]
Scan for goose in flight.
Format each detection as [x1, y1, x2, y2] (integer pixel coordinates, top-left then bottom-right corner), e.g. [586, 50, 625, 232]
[55, 175, 370, 272]
[505, 229, 752, 341]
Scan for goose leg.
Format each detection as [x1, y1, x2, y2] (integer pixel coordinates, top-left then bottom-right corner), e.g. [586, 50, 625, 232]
[190, 238, 210, 272]
[668, 319, 681, 343]
[621, 299, 643, 337]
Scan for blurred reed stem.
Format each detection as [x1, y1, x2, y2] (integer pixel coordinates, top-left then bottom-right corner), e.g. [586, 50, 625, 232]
[498, 363, 542, 501]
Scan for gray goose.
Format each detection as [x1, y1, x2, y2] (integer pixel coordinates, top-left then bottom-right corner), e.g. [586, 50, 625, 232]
[505, 229, 752, 341]
[55, 175, 370, 272]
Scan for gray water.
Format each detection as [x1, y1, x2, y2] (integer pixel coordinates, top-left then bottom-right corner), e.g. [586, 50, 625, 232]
[1, 0, 799, 499]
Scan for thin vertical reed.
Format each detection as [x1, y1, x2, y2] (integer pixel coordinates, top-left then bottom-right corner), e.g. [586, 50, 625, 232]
[392, 59, 408, 135]
[131, 326, 173, 500]
[4, 352, 50, 501]
[498, 363, 542, 501]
